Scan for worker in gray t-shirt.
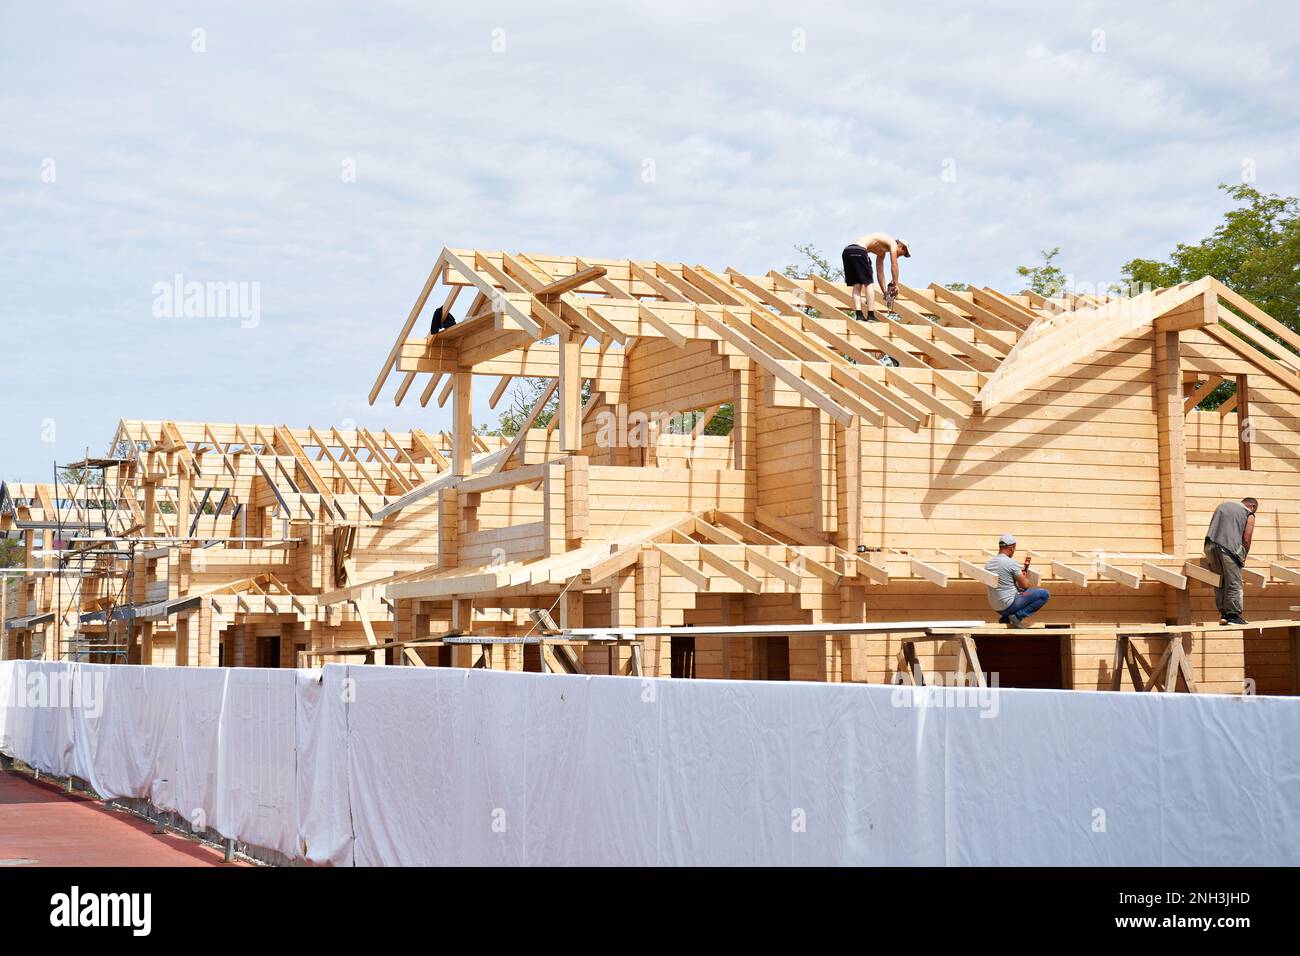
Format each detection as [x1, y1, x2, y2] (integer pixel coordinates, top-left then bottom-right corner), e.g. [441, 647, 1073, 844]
[984, 533, 1050, 627]
[1203, 497, 1259, 625]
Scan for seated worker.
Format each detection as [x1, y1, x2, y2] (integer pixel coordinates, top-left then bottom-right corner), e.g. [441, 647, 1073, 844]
[841, 232, 909, 322]
[983, 533, 1050, 627]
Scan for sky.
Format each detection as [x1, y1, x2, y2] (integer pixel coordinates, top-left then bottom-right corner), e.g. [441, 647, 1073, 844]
[1, 1, 1298, 480]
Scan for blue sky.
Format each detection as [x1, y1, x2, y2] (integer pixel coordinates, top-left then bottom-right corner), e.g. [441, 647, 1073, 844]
[2, 1, 1297, 480]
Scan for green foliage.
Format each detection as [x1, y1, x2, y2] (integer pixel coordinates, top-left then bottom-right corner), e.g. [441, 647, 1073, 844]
[1016, 247, 1068, 297]
[486, 377, 592, 438]
[704, 403, 733, 436]
[783, 243, 843, 283]
[0, 537, 22, 570]
[945, 281, 970, 291]
[661, 405, 734, 437]
[1123, 183, 1300, 333]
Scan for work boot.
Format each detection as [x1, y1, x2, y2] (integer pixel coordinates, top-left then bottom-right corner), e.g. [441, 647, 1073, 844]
[1225, 614, 1249, 626]
[1006, 615, 1022, 629]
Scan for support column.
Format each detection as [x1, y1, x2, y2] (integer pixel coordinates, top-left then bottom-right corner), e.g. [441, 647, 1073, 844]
[1154, 329, 1192, 626]
[452, 370, 474, 476]
[451, 598, 474, 667]
[609, 566, 637, 675]
[636, 550, 663, 676]
[558, 333, 582, 453]
[175, 615, 189, 666]
[733, 362, 757, 519]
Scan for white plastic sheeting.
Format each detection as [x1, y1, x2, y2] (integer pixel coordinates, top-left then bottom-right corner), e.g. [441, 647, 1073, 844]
[2, 660, 1298, 866]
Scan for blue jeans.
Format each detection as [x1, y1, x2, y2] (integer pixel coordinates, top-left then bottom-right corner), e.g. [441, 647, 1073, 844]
[1002, 588, 1050, 620]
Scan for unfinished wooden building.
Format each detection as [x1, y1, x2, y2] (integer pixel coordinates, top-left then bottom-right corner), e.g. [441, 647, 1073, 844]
[367, 250, 1300, 693]
[5, 248, 1300, 693]
[1, 422, 509, 666]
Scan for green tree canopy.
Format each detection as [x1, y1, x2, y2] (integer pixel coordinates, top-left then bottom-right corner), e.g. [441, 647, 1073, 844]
[1123, 183, 1300, 332]
[1016, 247, 1068, 297]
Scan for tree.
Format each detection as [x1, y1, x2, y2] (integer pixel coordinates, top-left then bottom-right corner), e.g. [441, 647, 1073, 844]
[1123, 183, 1300, 333]
[1016, 247, 1068, 297]
[486, 376, 592, 438]
[783, 243, 843, 283]
[0, 538, 22, 570]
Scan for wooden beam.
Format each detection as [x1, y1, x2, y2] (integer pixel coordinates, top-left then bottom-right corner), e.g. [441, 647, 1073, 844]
[910, 556, 950, 588]
[1269, 562, 1300, 585]
[653, 545, 710, 591]
[956, 558, 998, 588]
[369, 249, 446, 404]
[1183, 561, 1221, 588]
[1141, 562, 1188, 589]
[1096, 561, 1141, 589]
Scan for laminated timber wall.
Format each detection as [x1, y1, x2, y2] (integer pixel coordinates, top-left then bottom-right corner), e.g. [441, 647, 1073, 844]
[843, 326, 1300, 695]
[859, 333, 1163, 554]
[1179, 325, 1300, 694]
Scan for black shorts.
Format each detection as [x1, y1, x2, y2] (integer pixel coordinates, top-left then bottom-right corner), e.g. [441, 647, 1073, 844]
[842, 244, 873, 287]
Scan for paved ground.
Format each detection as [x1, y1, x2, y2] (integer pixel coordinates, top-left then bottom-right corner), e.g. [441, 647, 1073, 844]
[0, 769, 246, 867]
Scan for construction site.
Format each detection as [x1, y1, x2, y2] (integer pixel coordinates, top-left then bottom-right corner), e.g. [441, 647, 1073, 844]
[4, 249, 1300, 693]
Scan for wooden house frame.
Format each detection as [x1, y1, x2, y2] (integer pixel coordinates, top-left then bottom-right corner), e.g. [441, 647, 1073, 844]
[363, 249, 1300, 691]
[5, 247, 1300, 693]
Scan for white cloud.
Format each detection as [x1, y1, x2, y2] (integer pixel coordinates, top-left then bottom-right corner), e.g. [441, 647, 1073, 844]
[1, 0, 1297, 477]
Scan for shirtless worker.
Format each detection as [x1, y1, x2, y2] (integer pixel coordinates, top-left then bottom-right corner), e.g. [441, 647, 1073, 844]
[841, 232, 910, 321]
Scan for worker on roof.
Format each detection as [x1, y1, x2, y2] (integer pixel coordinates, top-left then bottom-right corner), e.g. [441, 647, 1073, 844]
[984, 533, 1050, 628]
[841, 232, 909, 322]
[1203, 497, 1259, 626]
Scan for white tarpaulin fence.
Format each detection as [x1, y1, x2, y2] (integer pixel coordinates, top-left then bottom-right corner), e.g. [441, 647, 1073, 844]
[1, 660, 1297, 865]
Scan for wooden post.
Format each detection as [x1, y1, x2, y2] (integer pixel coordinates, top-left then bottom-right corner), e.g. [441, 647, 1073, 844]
[176, 472, 193, 542]
[558, 333, 582, 453]
[637, 550, 662, 675]
[1236, 375, 1252, 471]
[452, 370, 473, 476]
[139, 622, 154, 666]
[193, 605, 211, 666]
[437, 488, 459, 571]
[734, 363, 757, 519]
[175, 614, 189, 667]
[451, 598, 474, 667]
[1154, 329, 1192, 626]
[609, 566, 637, 674]
[543, 461, 567, 557]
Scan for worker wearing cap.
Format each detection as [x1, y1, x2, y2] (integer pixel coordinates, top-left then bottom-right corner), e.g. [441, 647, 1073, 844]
[983, 533, 1050, 627]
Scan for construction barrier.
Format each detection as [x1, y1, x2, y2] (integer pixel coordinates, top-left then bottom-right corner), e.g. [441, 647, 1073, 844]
[1, 660, 1298, 865]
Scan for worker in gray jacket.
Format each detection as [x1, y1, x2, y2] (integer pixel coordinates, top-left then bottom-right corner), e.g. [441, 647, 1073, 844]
[1203, 497, 1259, 625]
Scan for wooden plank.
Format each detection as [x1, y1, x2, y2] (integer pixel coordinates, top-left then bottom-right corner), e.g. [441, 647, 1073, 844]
[1183, 561, 1222, 588]
[955, 558, 998, 588]
[1141, 562, 1187, 589]
[369, 250, 446, 404]
[653, 544, 710, 591]
[909, 556, 949, 588]
[1269, 563, 1300, 585]
[1095, 561, 1141, 589]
